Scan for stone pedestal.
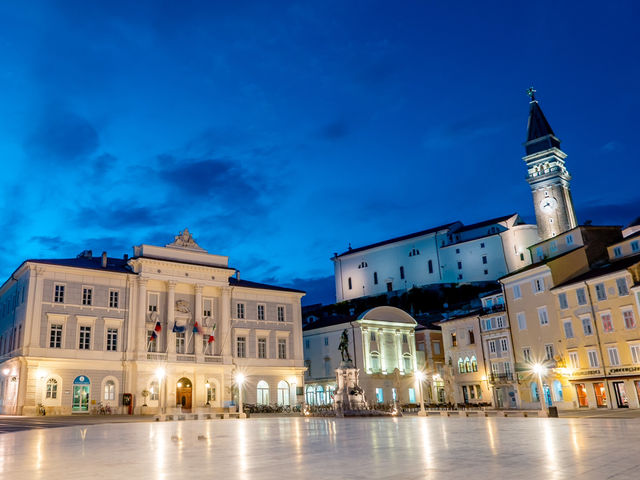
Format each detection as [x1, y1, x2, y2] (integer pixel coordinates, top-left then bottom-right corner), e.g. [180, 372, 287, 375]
[333, 361, 367, 416]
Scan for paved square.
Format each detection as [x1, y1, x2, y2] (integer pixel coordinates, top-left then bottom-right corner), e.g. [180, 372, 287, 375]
[0, 417, 638, 479]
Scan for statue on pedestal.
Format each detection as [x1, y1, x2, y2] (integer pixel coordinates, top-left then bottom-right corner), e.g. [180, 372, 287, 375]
[333, 329, 367, 415]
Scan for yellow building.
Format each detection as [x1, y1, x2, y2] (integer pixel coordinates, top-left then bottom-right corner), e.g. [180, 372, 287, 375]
[551, 234, 640, 409]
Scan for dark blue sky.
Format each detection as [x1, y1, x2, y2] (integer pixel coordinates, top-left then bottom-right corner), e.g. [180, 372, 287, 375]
[0, 1, 638, 305]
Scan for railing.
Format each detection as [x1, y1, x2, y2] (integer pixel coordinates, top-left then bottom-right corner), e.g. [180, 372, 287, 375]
[176, 354, 196, 362]
[489, 373, 514, 384]
[482, 304, 505, 314]
[147, 353, 167, 361]
[204, 355, 223, 363]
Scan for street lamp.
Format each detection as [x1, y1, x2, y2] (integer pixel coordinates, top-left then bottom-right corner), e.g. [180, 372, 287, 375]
[415, 371, 427, 416]
[235, 373, 246, 418]
[205, 380, 211, 407]
[156, 367, 166, 414]
[532, 363, 546, 413]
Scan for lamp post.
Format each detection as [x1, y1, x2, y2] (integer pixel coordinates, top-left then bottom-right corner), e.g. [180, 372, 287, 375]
[415, 371, 427, 416]
[205, 380, 211, 407]
[532, 363, 546, 414]
[235, 373, 246, 418]
[156, 367, 165, 414]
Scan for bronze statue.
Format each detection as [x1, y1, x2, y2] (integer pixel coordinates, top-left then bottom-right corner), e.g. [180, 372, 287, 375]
[338, 329, 352, 363]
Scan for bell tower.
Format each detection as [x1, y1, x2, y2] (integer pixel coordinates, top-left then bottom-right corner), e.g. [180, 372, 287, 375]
[524, 88, 577, 240]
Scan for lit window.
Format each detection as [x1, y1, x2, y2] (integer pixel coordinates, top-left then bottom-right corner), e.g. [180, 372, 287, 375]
[608, 347, 620, 366]
[257, 380, 270, 405]
[46, 378, 58, 399]
[587, 350, 599, 367]
[104, 380, 115, 401]
[601, 313, 613, 333]
[149, 381, 159, 400]
[569, 352, 579, 369]
[623, 310, 636, 329]
[545, 344, 554, 360]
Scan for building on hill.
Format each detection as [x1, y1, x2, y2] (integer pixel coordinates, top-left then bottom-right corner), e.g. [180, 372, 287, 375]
[332, 213, 539, 303]
[302, 306, 420, 407]
[0, 229, 306, 415]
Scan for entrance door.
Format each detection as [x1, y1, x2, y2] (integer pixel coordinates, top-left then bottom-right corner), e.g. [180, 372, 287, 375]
[594, 382, 607, 407]
[543, 384, 553, 407]
[462, 385, 469, 403]
[72, 386, 90, 412]
[176, 377, 192, 411]
[575, 383, 588, 407]
[613, 382, 629, 408]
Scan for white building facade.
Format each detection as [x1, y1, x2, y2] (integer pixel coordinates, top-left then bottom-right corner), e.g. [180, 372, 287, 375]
[0, 230, 305, 415]
[332, 214, 539, 302]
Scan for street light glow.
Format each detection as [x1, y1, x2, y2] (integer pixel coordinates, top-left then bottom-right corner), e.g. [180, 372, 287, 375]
[532, 363, 545, 375]
[415, 371, 425, 381]
[235, 373, 245, 385]
[155, 367, 165, 380]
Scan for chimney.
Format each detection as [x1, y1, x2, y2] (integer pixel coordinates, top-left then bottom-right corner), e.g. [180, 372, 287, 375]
[123, 254, 129, 261]
[236, 270, 240, 281]
[101, 252, 107, 268]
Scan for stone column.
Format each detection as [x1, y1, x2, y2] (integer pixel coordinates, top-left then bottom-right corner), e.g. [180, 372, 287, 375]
[194, 284, 203, 356]
[409, 331, 417, 371]
[220, 287, 232, 358]
[379, 329, 387, 374]
[292, 302, 303, 363]
[396, 330, 404, 374]
[167, 281, 176, 356]
[137, 278, 148, 357]
[362, 327, 371, 373]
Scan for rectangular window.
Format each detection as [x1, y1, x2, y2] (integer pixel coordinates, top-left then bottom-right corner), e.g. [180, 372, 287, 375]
[623, 310, 636, 329]
[566, 234, 574, 246]
[616, 278, 629, 296]
[451, 332, 457, 347]
[82, 287, 93, 306]
[278, 338, 287, 359]
[608, 347, 620, 366]
[558, 293, 568, 310]
[595, 283, 607, 301]
[176, 332, 186, 354]
[582, 317, 593, 336]
[523, 347, 531, 363]
[455, 248, 460, 254]
[428, 261, 433, 274]
[545, 344, 554, 361]
[631, 344, 640, 364]
[109, 290, 119, 308]
[236, 336, 246, 358]
[203, 299, 213, 317]
[375, 388, 383, 403]
[54, 284, 65, 303]
[613, 246, 622, 257]
[482, 255, 487, 264]
[457, 261, 462, 270]
[258, 338, 267, 359]
[325, 336, 329, 346]
[536, 247, 544, 261]
[517, 312, 526, 330]
[147, 330, 157, 352]
[277, 306, 285, 322]
[148, 293, 158, 312]
[632, 240, 639, 252]
[588, 350, 599, 367]
[408, 388, 416, 403]
[257, 304, 265, 320]
[563, 320, 574, 339]
[237, 303, 245, 319]
[549, 241, 558, 253]
[569, 351, 579, 369]
[348, 278, 353, 290]
[79, 326, 91, 350]
[468, 330, 475, 344]
[433, 341, 441, 354]
[480, 242, 485, 248]
[532, 278, 545, 293]
[576, 288, 587, 305]
[49, 324, 63, 348]
[538, 306, 549, 326]
[488, 340, 496, 354]
[106, 328, 118, 351]
[374, 272, 379, 284]
[601, 313, 613, 333]
[400, 266, 405, 279]
[500, 338, 508, 352]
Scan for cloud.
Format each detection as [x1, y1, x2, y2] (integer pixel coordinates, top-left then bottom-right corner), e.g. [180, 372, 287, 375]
[285, 275, 335, 306]
[577, 197, 640, 226]
[318, 120, 349, 140]
[601, 141, 622, 153]
[74, 204, 162, 230]
[23, 107, 99, 161]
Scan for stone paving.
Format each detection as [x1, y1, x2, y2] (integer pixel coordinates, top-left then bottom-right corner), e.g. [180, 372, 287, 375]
[1, 416, 639, 479]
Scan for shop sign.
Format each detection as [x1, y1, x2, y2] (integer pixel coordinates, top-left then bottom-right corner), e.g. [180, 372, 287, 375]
[572, 368, 602, 378]
[607, 366, 640, 376]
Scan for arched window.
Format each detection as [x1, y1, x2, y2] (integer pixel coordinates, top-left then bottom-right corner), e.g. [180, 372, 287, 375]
[326, 384, 336, 404]
[464, 357, 471, 373]
[257, 380, 270, 405]
[46, 378, 58, 399]
[553, 380, 563, 401]
[531, 382, 539, 402]
[370, 352, 380, 372]
[458, 358, 465, 374]
[277, 380, 290, 406]
[315, 385, 325, 405]
[149, 381, 159, 401]
[470, 356, 478, 372]
[306, 385, 315, 405]
[104, 380, 115, 401]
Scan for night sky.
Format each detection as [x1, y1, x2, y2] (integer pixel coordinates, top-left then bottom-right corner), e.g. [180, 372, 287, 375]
[0, 1, 638, 306]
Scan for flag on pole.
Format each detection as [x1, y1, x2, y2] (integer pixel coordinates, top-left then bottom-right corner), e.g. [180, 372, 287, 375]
[193, 322, 203, 334]
[172, 323, 186, 333]
[154, 321, 162, 332]
[208, 323, 216, 343]
[149, 331, 157, 342]
[208, 334, 214, 343]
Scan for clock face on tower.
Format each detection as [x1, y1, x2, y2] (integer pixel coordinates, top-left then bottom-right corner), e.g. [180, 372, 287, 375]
[539, 197, 558, 214]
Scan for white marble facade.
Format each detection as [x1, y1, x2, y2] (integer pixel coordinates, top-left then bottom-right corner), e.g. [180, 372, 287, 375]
[0, 230, 305, 415]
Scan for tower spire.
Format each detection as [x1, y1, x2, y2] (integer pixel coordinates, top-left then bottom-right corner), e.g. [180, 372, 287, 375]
[524, 89, 560, 155]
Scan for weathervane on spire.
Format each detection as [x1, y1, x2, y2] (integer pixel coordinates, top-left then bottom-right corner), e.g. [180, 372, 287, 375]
[527, 86, 537, 101]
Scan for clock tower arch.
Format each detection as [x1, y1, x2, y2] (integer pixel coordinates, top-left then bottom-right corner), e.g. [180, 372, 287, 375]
[523, 88, 577, 241]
